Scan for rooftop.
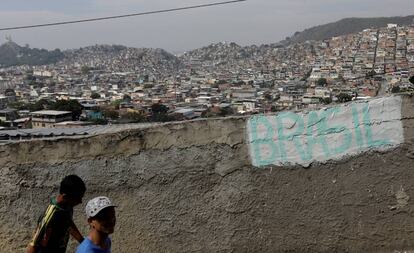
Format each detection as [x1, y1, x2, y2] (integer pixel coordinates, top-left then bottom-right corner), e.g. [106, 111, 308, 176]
[30, 110, 72, 116]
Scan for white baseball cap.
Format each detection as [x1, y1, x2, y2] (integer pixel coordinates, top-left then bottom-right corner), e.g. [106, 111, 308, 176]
[85, 196, 117, 218]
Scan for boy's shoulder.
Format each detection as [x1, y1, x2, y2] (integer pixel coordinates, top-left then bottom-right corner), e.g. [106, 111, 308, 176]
[76, 237, 111, 253]
[34, 198, 73, 234]
[44, 198, 73, 222]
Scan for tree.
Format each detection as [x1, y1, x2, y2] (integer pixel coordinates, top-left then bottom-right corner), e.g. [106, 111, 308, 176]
[320, 97, 332, 105]
[337, 74, 346, 83]
[91, 93, 101, 99]
[111, 99, 123, 110]
[264, 93, 273, 101]
[51, 99, 82, 120]
[123, 94, 132, 103]
[336, 93, 352, 103]
[366, 70, 376, 78]
[317, 78, 327, 86]
[80, 65, 91, 75]
[0, 120, 10, 127]
[409, 76, 414, 85]
[29, 99, 51, 111]
[150, 103, 170, 122]
[219, 106, 234, 117]
[8, 101, 29, 110]
[121, 112, 146, 123]
[103, 109, 119, 120]
[151, 103, 168, 114]
[301, 69, 312, 81]
[391, 86, 401, 93]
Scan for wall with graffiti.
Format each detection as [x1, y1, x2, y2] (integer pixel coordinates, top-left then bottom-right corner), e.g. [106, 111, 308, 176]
[247, 96, 404, 167]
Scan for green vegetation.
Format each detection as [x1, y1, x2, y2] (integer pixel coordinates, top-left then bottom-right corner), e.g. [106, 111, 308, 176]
[0, 41, 64, 67]
[288, 15, 414, 44]
[336, 93, 352, 103]
[50, 100, 83, 120]
[123, 94, 132, 103]
[103, 108, 119, 120]
[8, 101, 30, 110]
[121, 112, 146, 123]
[29, 99, 52, 111]
[301, 69, 312, 81]
[317, 78, 327, 86]
[8, 99, 82, 120]
[366, 70, 376, 78]
[80, 65, 92, 75]
[202, 106, 234, 118]
[320, 97, 332, 105]
[91, 93, 101, 99]
[391, 86, 401, 93]
[111, 99, 123, 109]
[150, 103, 171, 122]
[0, 120, 10, 127]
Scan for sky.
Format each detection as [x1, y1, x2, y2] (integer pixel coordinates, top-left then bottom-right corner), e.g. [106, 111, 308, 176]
[0, 0, 413, 53]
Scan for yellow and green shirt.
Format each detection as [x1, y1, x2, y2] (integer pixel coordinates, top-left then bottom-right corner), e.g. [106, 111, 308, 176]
[29, 198, 73, 253]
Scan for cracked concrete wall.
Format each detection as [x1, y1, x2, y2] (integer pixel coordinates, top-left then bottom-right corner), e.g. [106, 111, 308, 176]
[1, 95, 414, 252]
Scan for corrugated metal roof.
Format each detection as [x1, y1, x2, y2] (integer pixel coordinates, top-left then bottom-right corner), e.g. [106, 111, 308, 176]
[0, 123, 158, 143]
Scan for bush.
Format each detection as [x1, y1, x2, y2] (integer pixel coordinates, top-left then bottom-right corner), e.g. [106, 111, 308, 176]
[336, 93, 352, 103]
[103, 109, 119, 120]
[121, 112, 146, 123]
[317, 78, 327, 86]
[391, 86, 400, 93]
[91, 93, 100, 99]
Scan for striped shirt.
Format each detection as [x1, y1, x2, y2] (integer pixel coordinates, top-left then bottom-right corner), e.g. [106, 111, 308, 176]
[29, 198, 73, 253]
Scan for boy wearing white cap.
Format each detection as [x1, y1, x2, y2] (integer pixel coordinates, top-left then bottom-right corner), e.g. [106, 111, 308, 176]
[76, 196, 117, 253]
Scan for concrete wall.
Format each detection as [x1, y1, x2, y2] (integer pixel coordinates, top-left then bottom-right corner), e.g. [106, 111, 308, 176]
[1, 95, 414, 252]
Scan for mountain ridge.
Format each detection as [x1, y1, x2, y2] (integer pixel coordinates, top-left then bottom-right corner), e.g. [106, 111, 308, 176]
[286, 15, 414, 43]
[1, 14, 414, 68]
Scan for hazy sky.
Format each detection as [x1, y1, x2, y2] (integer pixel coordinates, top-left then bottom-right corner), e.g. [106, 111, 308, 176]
[0, 0, 413, 53]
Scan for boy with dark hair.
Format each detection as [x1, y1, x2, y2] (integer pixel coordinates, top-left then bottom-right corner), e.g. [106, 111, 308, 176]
[27, 175, 86, 253]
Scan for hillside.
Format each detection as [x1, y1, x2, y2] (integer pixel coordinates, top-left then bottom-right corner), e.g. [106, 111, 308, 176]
[181, 42, 253, 61]
[61, 45, 182, 74]
[288, 15, 414, 43]
[0, 41, 64, 67]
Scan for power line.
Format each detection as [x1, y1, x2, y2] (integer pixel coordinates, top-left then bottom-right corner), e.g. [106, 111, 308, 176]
[0, 0, 247, 31]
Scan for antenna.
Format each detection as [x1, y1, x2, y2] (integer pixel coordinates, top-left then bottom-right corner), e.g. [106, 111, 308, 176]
[5, 35, 12, 42]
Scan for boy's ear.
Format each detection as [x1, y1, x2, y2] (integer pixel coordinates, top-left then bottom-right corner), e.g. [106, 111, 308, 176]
[88, 218, 96, 228]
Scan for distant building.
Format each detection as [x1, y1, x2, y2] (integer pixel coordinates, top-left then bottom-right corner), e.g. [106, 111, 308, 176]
[31, 110, 73, 128]
[170, 108, 197, 120]
[33, 70, 53, 77]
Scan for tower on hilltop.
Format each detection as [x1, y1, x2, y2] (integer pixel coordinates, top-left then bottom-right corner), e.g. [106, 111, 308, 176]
[5, 35, 12, 43]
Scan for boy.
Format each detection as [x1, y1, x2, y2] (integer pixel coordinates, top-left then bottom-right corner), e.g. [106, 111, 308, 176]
[76, 196, 117, 253]
[27, 174, 86, 253]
